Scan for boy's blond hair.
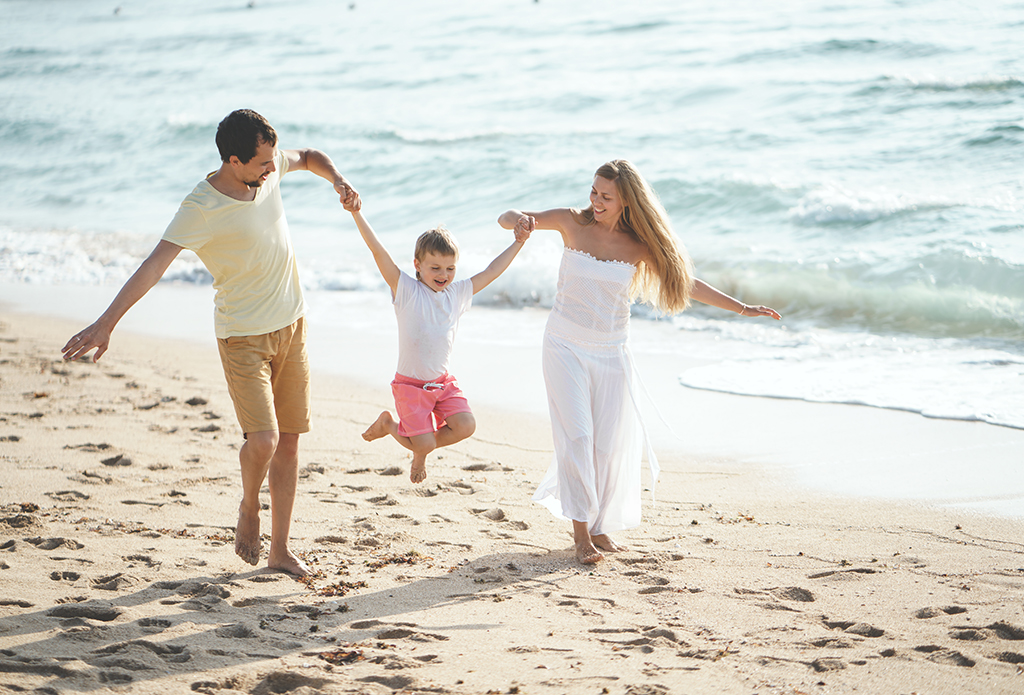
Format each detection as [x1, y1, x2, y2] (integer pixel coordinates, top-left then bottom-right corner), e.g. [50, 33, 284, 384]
[414, 226, 460, 264]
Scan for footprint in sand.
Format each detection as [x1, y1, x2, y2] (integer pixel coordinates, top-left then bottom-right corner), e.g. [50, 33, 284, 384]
[810, 637, 854, 648]
[375, 626, 450, 642]
[823, 619, 884, 637]
[449, 481, 474, 495]
[26, 537, 84, 551]
[811, 657, 847, 672]
[49, 571, 81, 582]
[1, 515, 35, 529]
[914, 605, 967, 619]
[138, 618, 172, 634]
[913, 645, 976, 667]
[472, 508, 505, 521]
[93, 639, 191, 663]
[770, 586, 815, 603]
[378, 466, 403, 476]
[215, 623, 258, 639]
[47, 600, 123, 622]
[462, 462, 510, 472]
[123, 554, 160, 568]
[358, 675, 417, 691]
[808, 567, 878, 580]
[64, 442, 113, 453]
[0, 598, 34, 607]
[367, 494, 399, 506]
[93, 573, 136, 591]
[249, 575, 281, 583]
[101, 454, 133, 467]
[45, 490, 90, 502]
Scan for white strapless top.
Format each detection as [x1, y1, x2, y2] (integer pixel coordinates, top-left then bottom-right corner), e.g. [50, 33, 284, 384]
[545, 247, 635, 346]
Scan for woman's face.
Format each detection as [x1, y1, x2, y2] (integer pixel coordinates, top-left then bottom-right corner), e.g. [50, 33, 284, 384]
[590, 175, 623, 224]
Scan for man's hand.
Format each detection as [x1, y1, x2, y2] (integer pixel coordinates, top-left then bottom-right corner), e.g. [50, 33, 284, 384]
[335, 180, 361, 211]
[62, 321, 112, 362]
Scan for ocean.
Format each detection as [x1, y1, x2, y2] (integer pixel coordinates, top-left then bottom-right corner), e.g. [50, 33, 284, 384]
[2, 0, 1022, 431]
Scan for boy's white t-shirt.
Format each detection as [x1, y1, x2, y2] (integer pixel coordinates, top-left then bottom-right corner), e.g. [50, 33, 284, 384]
[393, 271, 473, 381]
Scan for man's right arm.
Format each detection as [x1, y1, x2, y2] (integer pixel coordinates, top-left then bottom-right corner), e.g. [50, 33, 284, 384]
[62, 240, 182, 362]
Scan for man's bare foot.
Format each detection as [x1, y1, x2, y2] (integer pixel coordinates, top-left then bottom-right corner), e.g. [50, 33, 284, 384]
[410, 459, 427, 484]
[575, 540, 604, 565]
[235, 504, 261, 566]
[362, 411, 395, 442]
[268, 548, 311, 577]
[591, 534, 626, 553]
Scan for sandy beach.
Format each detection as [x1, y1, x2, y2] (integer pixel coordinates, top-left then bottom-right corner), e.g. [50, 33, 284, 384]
[2, 307, 1024, 695]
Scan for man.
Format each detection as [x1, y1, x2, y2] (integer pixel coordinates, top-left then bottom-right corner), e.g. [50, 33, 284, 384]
[62, 109, 359, 576]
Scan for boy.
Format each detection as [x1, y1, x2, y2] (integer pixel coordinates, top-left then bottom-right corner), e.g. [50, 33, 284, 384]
[348, 201, 533, 483]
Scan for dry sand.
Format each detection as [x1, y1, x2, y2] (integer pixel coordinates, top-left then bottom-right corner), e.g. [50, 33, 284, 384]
[2, 309, 1024, 695]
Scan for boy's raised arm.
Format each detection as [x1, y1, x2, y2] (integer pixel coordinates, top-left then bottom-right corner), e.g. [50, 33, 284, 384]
[470, 216, 532, 294]
[349, 208, 400, 294]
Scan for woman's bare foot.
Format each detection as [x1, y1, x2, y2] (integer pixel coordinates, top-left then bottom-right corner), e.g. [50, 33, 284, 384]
[362, 411, 395, 442]
[268, 547, 311, 577]
[410, 458, 427, 484]
[591, 534, 626, 553]
[234, 503, 261, 566]
[575, 539, 604, 564]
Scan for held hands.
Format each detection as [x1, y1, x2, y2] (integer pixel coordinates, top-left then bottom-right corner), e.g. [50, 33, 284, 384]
[335, 180, 361, 212]
[737, 304, 782, 320]
[513, 214, 535, 243]
[62, 322, 112, 362]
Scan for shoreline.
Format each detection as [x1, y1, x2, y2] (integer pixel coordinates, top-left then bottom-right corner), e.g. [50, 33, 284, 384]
[3, 281, 1023, 520]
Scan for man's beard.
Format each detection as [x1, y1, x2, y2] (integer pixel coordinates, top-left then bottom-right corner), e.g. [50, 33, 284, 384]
[243, 178, 265, 188]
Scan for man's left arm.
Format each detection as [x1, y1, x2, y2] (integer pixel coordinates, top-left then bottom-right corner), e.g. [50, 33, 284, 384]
[283, 148, 360, 210]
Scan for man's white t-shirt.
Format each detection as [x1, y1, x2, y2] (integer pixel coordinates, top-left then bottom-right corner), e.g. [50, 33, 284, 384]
[393, 271, 473, 381]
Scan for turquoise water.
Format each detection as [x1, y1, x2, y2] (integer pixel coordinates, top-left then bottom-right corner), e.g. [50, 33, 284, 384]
[2, 0, 1022, 427]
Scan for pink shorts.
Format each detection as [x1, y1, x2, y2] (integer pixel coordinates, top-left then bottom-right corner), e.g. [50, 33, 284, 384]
[391, 372, 471, 437]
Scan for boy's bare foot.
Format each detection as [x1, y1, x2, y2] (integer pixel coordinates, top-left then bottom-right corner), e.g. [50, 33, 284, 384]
[591, 534, 626, 553]
[362, 411, 395, 442]
[235, 504, 261, 566]
[575, 540, 604, 565]
[410, 459, 427, 484]
[268, 548, 311, 577]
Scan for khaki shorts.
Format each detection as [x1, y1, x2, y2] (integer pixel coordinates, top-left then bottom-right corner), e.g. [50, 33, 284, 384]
[217, 317, 311, 436]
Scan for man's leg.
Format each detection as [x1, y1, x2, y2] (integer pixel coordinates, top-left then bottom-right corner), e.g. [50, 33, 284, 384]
[236, 429, 278, 566]
[266, 432, 309, 575]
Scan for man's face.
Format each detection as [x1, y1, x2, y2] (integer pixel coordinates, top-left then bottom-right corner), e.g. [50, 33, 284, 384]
[234, 139, 277, 188]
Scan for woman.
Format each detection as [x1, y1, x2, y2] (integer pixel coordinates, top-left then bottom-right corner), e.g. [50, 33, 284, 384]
[499, 160, 780, 565]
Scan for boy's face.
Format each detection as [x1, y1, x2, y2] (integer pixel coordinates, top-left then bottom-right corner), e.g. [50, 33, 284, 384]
[415, 252, 457, 292]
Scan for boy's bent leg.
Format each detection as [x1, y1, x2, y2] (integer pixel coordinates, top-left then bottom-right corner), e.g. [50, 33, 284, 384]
[236, 429, 279, 566]
[266, 432, 310, 576]
[434, 412, 476, 448]
[408, 432, 436, 484]
[363, 410, 399, 442]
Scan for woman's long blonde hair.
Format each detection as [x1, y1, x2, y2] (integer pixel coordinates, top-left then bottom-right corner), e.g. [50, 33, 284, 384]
[572, 160, 694, 314]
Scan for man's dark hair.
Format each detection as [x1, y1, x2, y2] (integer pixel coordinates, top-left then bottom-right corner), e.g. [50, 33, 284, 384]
[215, 109, 278, 164]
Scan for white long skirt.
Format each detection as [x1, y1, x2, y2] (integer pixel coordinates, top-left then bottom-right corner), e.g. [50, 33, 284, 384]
[533, 332, 654, 535]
